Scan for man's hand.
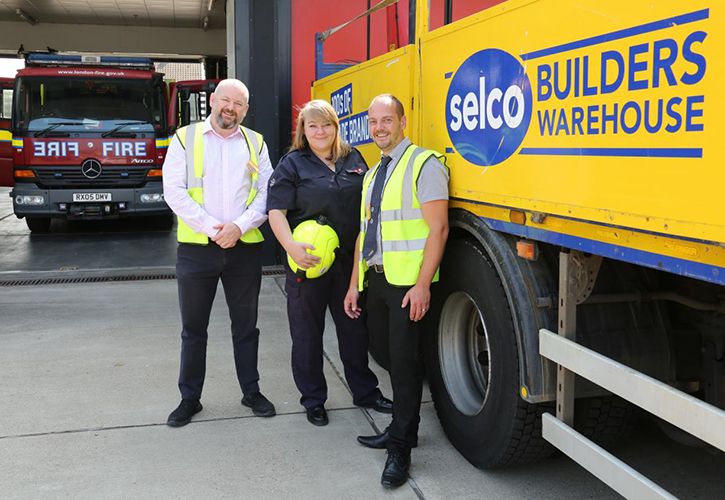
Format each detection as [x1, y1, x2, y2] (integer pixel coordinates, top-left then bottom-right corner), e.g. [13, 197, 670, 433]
[401, 199, 448, 322]
[401, 283, 430, 322]
[211, 223, 242, 249]
[288, 241, 320, 269]
[344, 287, 362, 319]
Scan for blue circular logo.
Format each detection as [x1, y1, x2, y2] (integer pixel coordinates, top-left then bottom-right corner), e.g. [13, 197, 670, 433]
[446, 49, 532, 166]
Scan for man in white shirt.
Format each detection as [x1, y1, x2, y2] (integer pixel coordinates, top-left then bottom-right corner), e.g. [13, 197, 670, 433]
[163, 79, 276, 427]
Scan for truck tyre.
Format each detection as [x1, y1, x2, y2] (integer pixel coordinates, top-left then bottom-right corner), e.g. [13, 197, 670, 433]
[570, 260, 664, 449]
[26, 217, 51, 233]
[426, 238, 553, 468]
[576, 395, 638, 449]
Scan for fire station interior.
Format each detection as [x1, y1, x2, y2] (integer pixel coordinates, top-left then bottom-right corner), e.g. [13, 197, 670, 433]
[0, 0, 290, 268]
[0, 0, 228, 67]
[1, 2, 723, 497]
[0, 0, 291, 154]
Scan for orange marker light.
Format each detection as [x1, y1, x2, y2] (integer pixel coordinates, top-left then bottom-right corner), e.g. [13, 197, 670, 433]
[15, 170, 35, 178]
[509, 210, 526, 225]
[516, 240, 537, 261]
[147, 169, 163, 177]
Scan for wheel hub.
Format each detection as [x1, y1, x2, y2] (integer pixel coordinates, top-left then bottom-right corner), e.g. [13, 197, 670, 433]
[438, 291, 491, 416]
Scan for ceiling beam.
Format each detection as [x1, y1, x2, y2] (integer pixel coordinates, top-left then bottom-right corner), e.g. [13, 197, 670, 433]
[0, 21, 225, 56]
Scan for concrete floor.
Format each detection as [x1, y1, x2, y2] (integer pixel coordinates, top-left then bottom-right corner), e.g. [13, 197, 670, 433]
[0, 187, 178, 275]
[2, 278, 724, 499]
[0, 187, 279, 276]
[1, 186, 724, 499]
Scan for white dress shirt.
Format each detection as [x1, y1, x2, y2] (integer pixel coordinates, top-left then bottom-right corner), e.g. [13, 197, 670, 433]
[162, 117, 273, 239]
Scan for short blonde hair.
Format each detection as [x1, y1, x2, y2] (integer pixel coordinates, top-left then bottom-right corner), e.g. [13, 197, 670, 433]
[369, 94, 404, 118]
[291, 99, 351, 162]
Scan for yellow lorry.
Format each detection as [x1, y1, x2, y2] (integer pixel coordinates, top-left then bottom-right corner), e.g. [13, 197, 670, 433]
[313, 0, 723, 495]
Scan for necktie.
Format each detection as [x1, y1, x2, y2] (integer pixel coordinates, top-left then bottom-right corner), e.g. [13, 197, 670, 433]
[362, 155, 393, 261]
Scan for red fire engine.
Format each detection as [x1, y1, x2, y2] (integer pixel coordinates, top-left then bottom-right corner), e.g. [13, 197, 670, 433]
[0, 53, 214, 232]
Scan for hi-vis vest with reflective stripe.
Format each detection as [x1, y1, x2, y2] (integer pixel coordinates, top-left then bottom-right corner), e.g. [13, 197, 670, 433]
[358, 144, 446, 290]
[174, 122, 265, 245]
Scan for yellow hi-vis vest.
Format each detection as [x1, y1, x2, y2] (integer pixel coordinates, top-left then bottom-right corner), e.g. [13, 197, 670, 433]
[174, 122, 265, 245]
[358, 144, 446, 291]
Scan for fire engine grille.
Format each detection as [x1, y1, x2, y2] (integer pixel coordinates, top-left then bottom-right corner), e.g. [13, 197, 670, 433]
[33, 166, 149, 188]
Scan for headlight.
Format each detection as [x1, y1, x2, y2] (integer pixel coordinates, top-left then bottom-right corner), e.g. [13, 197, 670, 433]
[140, 193, 164, 203]
[15, 195, 45, 206]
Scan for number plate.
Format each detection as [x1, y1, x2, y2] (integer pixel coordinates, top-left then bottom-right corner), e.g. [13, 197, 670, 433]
[72, 193, 112, 202]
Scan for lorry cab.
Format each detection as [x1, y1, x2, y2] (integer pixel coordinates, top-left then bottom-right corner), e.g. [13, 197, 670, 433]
[167, 80, 217, 129]
[312, 1, 724, 494]
[0, 77, 14, 187]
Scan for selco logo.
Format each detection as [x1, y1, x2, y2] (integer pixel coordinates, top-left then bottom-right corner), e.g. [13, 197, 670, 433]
[446, 49, 532, 166]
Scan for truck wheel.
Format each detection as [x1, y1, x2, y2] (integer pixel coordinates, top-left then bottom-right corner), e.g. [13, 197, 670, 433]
[576, 395, 638, 449]
[426, 238, 553, 468]
[25, 217, 51, 233]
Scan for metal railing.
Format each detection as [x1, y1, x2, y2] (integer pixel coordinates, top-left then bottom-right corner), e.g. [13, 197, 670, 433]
[539, 252, 725, 498]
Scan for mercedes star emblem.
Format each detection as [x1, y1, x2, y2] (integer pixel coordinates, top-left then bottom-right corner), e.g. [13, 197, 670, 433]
[81, 159, 102, 179]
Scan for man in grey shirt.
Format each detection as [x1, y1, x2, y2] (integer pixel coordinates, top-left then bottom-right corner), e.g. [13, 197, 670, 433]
[344, 94, 449, 489]
[364, 139, 449, 268]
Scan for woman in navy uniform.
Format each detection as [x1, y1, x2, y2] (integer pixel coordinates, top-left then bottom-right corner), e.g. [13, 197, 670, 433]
[267, 100, 392, 426]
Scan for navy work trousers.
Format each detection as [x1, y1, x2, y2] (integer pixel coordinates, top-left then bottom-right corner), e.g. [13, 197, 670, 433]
[176, 242, 262, 401]
[366, 270, 422, 452]
[285, 255, 381, 410]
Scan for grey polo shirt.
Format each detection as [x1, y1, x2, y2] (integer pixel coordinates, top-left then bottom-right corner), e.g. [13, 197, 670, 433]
[364, 137, 449, 266]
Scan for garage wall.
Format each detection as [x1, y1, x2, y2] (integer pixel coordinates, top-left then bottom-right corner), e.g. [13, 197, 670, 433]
[0, 22, 225, 57]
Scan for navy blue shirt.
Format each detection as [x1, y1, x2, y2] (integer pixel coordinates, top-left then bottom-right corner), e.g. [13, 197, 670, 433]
[267, 147, 368, 258]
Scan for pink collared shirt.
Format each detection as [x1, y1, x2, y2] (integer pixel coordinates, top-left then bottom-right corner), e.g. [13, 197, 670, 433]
[162, 117, 273, 239]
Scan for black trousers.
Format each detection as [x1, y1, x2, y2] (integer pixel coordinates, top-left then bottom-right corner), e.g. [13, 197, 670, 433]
[285, 255, 381, 410]
[366, 270, 422, 452]
[176, 242, 262, 400]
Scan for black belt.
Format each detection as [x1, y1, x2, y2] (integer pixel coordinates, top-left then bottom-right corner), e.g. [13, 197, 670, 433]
[370, 264, 384, 274]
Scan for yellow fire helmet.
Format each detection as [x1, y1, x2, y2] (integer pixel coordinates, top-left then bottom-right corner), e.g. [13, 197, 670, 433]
[288, 215, 340, 279]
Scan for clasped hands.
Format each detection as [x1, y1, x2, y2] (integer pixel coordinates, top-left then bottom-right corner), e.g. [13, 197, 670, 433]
[212, 223, 242, 249]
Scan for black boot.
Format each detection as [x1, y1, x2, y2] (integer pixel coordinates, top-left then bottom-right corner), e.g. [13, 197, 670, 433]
[381, 449, 410, 488]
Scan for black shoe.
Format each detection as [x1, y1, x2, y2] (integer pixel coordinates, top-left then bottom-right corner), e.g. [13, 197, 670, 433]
[306, 405, 329, 426]
[359, 395, 393, 414]
[357, 428, 418, 449]
[167, 399, 202, 427]
[357, 429, 389, 449]
[242, 392, 276, 417]
[381, 450, 410, 489]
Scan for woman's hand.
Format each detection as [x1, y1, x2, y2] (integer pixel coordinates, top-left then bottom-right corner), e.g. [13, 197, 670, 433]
[288, 241, 321, 269]
[269, 210, 321, 269]
[344, 287, 362, 319]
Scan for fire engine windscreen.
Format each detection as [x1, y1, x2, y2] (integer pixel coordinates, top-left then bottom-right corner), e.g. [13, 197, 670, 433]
[12, 77, 165, 136]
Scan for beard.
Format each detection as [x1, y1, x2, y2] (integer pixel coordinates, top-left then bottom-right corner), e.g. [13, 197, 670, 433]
[215, 112, 240, 130]
[374, 136, 391, 150]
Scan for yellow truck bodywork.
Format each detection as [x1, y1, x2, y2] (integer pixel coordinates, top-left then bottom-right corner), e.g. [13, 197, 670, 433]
[313, 0, 724, 285]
